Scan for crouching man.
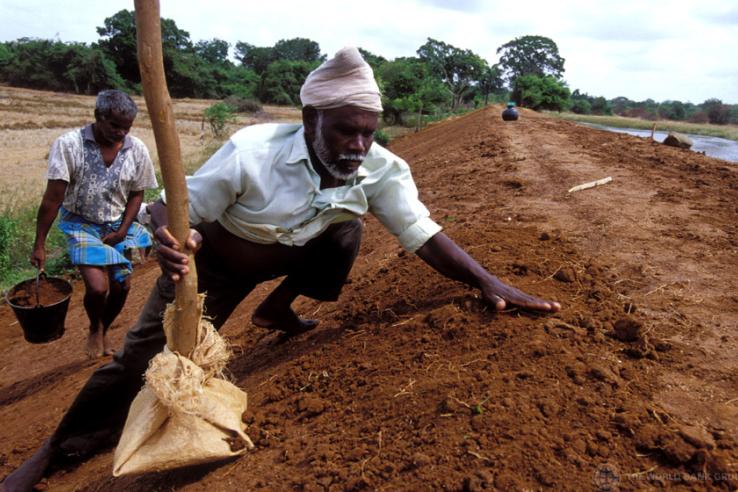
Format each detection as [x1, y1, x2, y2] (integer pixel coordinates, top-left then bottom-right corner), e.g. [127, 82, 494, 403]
[2, 48, 558, 492]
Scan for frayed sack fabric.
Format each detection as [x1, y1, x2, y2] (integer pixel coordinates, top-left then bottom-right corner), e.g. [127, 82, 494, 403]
[113, 296, 254, 476]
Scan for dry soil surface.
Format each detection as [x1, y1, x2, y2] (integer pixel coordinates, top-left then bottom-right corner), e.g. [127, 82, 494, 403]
[1, 105, 737, 491]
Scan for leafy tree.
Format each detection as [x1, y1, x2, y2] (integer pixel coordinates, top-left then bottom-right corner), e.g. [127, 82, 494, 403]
[272, 38, 324, 63]
[64, 46, 125, 94]
[0, 39, 123, 93]
[195, 38, 230, 64]
[234, 42, 274, 74]
[217, 65, 259, 99]
[377, 57, 424, 124]
[379, 57, 425, 100]
[236, 37, 323, 76]
[95, 10, 139, 82]
[702, 98, 729, 124]
[417, 38, 485, 109]
[166, 50, 217, 98]
[610, 96, 633, 115]
[0, 43, 12, 71]
[658, 100, 686, 121]
[590, 96, 612, 115]
[512, 74, 570, 111]
[477, 64, 504, 106]
[96, 9, 192, 84]
[378, 57, 451, 125]
[358, 48, 387, 71]
[496, 35, 565, 87]
[728, 105, 738, 125]
[414, 77, 453, 116]
[571, 98, 592, 114]
[234, 37, 324, 104]
[258, 59, 317, 105]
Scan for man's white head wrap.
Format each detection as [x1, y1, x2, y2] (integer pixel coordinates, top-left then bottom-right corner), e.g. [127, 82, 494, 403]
[300, 47, 382, 113]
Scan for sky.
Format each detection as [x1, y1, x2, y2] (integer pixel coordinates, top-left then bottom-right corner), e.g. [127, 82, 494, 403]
[2, 0, 737, 104]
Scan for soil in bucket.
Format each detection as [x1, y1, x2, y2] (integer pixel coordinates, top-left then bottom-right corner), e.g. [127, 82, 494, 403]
[7, 276, 72, 343]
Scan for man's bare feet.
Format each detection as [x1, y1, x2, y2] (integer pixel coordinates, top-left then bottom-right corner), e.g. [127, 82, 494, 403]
[102, 333, 115, 356]
[1, 439, 52, 492]
[252, 305, 318, 335]
[85, 331, 104, 359]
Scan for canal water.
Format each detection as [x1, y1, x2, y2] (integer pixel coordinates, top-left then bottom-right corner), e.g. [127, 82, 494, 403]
[580, 123, 738, 163]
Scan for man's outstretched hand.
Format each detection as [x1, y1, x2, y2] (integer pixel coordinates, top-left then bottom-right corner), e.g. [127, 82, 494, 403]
[154, 226, 202, 282]
[416, 232, 561, 314]
[479, 276, 561, 312]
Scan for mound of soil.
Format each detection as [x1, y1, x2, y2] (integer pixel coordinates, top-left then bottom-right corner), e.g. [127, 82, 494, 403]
[1, 105, 737, 490]
[7, 277, 71, 307]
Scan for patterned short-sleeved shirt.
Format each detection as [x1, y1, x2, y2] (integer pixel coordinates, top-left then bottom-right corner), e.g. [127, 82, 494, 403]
[47, 124, 158, 224]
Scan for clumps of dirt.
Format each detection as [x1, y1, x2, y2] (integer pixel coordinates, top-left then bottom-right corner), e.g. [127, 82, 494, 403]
[553, 266, 577, 283]
[624, 416, 738, 489]
[607, 317, 673, 360]
[295, 394, 327, 418]
[612, 317, 642, 342]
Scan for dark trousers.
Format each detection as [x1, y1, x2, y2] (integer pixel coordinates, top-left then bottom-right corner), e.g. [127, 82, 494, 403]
[50, 220, 362, 459]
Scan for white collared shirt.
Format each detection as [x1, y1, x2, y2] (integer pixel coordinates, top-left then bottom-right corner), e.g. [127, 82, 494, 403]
[176, 123, 441, 252]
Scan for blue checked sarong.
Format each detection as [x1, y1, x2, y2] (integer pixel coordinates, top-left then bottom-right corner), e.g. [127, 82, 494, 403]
[58, 207, 153, 283]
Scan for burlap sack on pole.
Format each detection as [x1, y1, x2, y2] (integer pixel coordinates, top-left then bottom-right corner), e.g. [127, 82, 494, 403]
[113, 296, 253, 476]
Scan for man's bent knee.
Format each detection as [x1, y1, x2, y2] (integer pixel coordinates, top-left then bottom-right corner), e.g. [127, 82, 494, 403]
[84, 285, 108, 300]
[111, 277, 131, 295]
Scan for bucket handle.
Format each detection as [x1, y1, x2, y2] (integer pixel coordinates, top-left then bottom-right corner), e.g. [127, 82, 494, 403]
[35, 270, 46, 308]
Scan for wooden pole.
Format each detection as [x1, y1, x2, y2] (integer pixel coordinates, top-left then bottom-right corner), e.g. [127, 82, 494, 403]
[134, 0, 199, 356]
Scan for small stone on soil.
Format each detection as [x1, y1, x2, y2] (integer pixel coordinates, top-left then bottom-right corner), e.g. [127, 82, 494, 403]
[553, 267, 576, 283]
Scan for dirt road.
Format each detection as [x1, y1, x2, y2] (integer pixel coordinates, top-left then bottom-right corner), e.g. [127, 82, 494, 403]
[1, 105, 736, 490]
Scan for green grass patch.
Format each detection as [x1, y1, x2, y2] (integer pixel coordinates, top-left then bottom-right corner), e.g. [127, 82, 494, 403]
[549, 112, 738, 142]
[0, 206, 71, 293]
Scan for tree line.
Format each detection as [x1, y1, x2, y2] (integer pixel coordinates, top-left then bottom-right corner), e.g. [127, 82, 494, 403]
[1, 9, 736, 126]
[570, 91, 738, 125]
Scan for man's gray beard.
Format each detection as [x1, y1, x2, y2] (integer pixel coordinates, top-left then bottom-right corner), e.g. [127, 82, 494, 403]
[312, 117, 365, 181]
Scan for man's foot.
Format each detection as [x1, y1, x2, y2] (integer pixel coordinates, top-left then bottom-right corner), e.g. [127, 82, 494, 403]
[251, 306, 318, 335]
[85, 331, 104, 359]
[102, 333, 116, 356]
[1, 439, 52, 492]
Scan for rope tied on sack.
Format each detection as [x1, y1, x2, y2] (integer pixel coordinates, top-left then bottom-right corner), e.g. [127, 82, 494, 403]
[113, 297, 253, 476]
[145, 295, 232, 416]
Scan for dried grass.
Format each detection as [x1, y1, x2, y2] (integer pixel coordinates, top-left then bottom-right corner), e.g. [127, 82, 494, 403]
[0, 85, 302, 210]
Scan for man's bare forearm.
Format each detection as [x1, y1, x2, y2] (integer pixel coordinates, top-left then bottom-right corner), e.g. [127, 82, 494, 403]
[415, 232, 491, 288]
[415, 231, 560, 312]
[34, 181, 67, 247]
[118, 191, 145, 234]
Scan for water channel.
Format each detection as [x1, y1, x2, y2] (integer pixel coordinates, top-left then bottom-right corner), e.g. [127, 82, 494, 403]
[580, 123, 738, 163]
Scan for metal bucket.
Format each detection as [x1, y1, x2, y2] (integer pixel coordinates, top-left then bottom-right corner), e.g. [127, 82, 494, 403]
[5, 273, 72, 344]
